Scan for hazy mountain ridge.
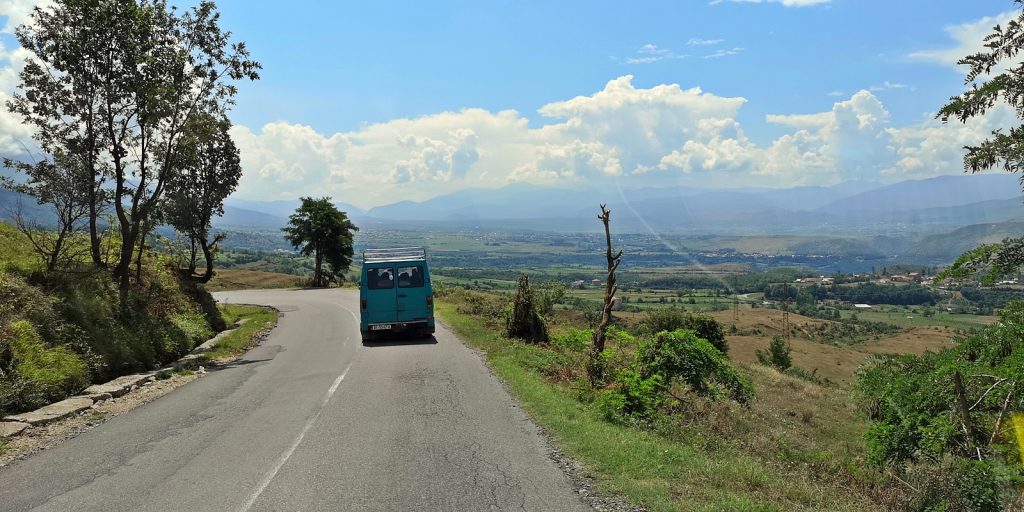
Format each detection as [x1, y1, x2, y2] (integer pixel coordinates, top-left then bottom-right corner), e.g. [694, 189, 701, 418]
[4, 174, 1024, 265]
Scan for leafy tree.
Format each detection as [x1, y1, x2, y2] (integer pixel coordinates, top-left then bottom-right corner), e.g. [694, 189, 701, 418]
[7, 0, 113, 267]
[283, 197, 358, 287]
[164, 113, 241, 282]
[7, 0, 260, 307]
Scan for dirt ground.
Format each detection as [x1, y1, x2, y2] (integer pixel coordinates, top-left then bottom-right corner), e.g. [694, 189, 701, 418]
[711, 308, 956, 386]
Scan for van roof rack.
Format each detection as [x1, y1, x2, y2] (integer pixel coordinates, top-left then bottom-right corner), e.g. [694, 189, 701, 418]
[362, 247, 428, 263]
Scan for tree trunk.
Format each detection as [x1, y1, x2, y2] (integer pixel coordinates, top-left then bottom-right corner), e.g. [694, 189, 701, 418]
[199, 238, 215, 284]
[314, 246, 324, 287]
[135, 226, 146, 284]
[953, 370, 980, 456]
[114, 225, 137, 313]
[88, 191, 102, 268]
[188, 236, 198, 276]
[86, 97, 103, 269]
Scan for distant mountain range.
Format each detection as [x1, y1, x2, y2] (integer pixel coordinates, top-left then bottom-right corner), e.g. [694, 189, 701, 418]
[4, 173, 1024, 265]
[314, 173, 1024, 236]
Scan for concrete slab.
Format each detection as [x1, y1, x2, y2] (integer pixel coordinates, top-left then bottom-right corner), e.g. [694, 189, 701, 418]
[192, 328, 236, 354]
[0, 421, 29, 438]
[72, 392, 112, 402]
[83, 373, 155, 398]
[3, 398, 93, 426]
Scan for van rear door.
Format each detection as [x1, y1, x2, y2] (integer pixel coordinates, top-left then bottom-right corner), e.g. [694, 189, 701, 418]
[396, 265, 428, 322]
[365, 265, 397, 325]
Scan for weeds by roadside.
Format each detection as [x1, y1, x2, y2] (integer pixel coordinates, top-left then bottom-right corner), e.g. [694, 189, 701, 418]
[435, 294, 883, 511]
[201, 304, 278, 361]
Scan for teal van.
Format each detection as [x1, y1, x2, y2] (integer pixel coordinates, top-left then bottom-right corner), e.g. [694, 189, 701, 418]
[359, 247, 435, 342]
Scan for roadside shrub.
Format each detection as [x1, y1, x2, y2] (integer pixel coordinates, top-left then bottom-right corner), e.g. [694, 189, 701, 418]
[596, 368, 663, 422]
[637, 330, 752, 404]
[599, 329, 753, 423]
[171, 312, 215, 348]
[550, 327, 591, 352]
[506, 274, 548, 343]
[637, 310, 729, 354]
[533, 281, 566, 317]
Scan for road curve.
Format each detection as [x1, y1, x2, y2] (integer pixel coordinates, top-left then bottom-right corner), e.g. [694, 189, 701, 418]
[0, 288, 590, 512]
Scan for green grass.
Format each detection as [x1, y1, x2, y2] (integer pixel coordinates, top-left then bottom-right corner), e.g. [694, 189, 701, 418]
[202, 304, 278, 360]
[436, 301, 879, 511]
[840, 307, 996, 330]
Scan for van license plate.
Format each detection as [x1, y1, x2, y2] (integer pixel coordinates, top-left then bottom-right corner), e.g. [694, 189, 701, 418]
[371, 324, 391, 331]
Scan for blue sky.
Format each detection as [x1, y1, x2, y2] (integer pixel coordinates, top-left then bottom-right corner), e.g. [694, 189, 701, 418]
[210, 0, 1006, 140]
[0, 0, 1021, 207]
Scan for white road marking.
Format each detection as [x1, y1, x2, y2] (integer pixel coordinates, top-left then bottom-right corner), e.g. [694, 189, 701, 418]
[333, 301, 361, 325]
[238, 362, 352, 512]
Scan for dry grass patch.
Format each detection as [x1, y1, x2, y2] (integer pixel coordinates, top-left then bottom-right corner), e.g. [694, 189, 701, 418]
[205, 269, 306, 292]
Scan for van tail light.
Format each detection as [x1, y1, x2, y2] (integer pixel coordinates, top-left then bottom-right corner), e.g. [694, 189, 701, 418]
[427, 296, 433, 307]
[361, 299, 367, 310]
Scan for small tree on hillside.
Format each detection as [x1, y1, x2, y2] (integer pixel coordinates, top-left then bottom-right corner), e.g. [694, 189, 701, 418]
[756, 336, 792, 370]
[283, 197, 358, 287]
[2, 152, 99, 271]
[506, 274, 548, 343]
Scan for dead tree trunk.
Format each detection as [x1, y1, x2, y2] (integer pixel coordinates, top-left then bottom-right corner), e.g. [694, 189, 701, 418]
[953, 370, 981, 457]
[589, 204, 622, 386]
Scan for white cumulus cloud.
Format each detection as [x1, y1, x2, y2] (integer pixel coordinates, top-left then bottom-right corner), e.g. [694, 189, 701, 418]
[910, 10, 1020, 74]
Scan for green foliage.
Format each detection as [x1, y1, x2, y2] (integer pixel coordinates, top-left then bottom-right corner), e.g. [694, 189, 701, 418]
[283, 197, 358, 287]
[170, 313, 214, 346]
[638, 330, 753, 404]
[637, 309, 729, 354]
[0, 240, 223, 415]
[3, 319, 88, 411]
[856, 301, 1024, 511]
[505, 274, 549, 343]
[550, 327, 591, 352]
[933, 2, 1024, 289]
[533, 281, 566, 317]
[164, 113, 242, 282]
[600, 329, 753, 423]
[805, 317, 902, 346]
[756, 336, 792, 370]
[596, 368, 664, 422]
[769, 282, 938, 306]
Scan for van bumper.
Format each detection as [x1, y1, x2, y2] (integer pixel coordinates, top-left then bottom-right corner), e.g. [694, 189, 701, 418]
[362, 320, 435, 335]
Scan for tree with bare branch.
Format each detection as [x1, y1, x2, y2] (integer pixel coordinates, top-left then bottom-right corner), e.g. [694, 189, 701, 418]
[2, 152, 97, 271]
[589, 204, 622, 386]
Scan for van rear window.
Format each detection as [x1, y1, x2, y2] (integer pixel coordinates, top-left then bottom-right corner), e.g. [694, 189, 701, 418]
[398, 266, 424, 288]
[367, 268, 394, 289]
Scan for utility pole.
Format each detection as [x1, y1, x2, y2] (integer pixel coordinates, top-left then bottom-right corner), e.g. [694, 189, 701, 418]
[732, 276, 740, 322]
[782, 283, 791, 341]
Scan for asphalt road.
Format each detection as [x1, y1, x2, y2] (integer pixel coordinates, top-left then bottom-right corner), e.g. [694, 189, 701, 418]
[0, 288, 590, 512]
